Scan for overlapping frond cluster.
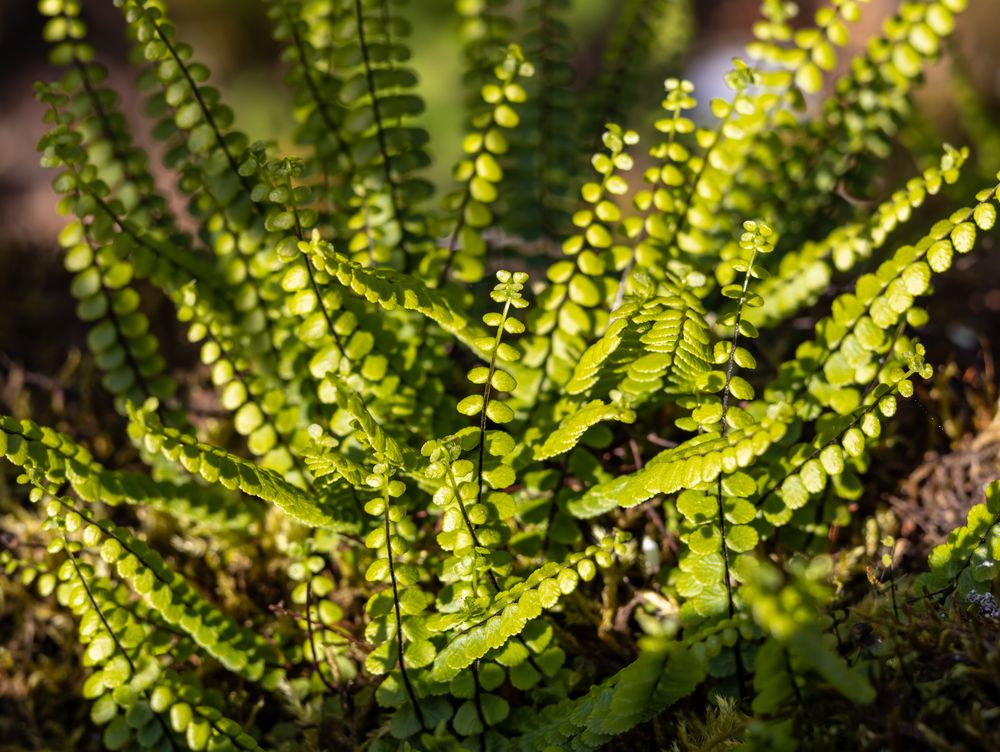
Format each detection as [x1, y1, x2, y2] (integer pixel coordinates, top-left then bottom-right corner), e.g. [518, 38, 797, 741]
[521, 124, 639, 405]
[5, 0, 1000, 749]
[456, 0, 514, 101]
[750, 145, 968, 328]
[499, 0, 577, 240]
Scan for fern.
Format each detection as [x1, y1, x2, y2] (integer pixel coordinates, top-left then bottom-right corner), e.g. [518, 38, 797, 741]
[583, 0, 692, 143]
[500, 642, 705, 751]
[749, 145, 968, 329]
[916, 477, 1000, 604]
[500, 0, 577, 240]
[432, 46, 533, 286]
[126, 402, 360, 531]
[5, 0, 1000, 749]
[0, 414, 261, 530]
[60, 545, 264, 750]
[743, 557, 874, 722]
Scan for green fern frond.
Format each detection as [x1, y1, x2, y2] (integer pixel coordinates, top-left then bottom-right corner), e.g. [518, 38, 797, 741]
[126, 402, 359, 531]
[916, 477, 1000, 603]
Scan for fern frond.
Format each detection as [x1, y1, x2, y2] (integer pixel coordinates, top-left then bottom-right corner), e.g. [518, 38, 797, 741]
[566, 273, 713, 403]
[915, 477, 1000, 604]
[35, 106, 176, 416]
[60, 547, 264, 750]
[767, 178, 999, 420]
[750, 145, 968, 329]
[778, 0, 962, 221]
[523, 124, 639, 400]
[126, 403, 359, 531]
[533, 400, 635, 461]
[743, 558, 874, 713]
[568, 413, 789, 520]
[303, 235, 492, 357]
[28, 489, 285, 688]
[428, 533, 622, 681]
[0, 414, 262, 530]
[583, 0, 692, 142]
[432, 46, 533, 286]
[269, 0, 361, 230]
[501, 642, 705, 751]
[500, 0, 577, 239]
[337, 0, 435, 272]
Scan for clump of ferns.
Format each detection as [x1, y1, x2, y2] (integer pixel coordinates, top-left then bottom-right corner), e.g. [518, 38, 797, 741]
[3, 0, 1000, 750]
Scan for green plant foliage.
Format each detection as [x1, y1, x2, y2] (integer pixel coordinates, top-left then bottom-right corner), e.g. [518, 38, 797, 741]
[498, 639, 706, 751]
[582, 0, 693, 143]
[456, 0, 514, 97]
[0, 414, 262, 531]
[916, 477, 1000, 603]
[431, 47, 534, 286]
[749, 144, 968, 329]
[126, 402, 360, 531]
[59, 546, 264, 751]
[4, 0, 1000, 749]
[500, 0, 578, 240]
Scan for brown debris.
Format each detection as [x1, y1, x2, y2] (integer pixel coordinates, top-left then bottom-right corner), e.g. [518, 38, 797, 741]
[888, 402, 1000, 555]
